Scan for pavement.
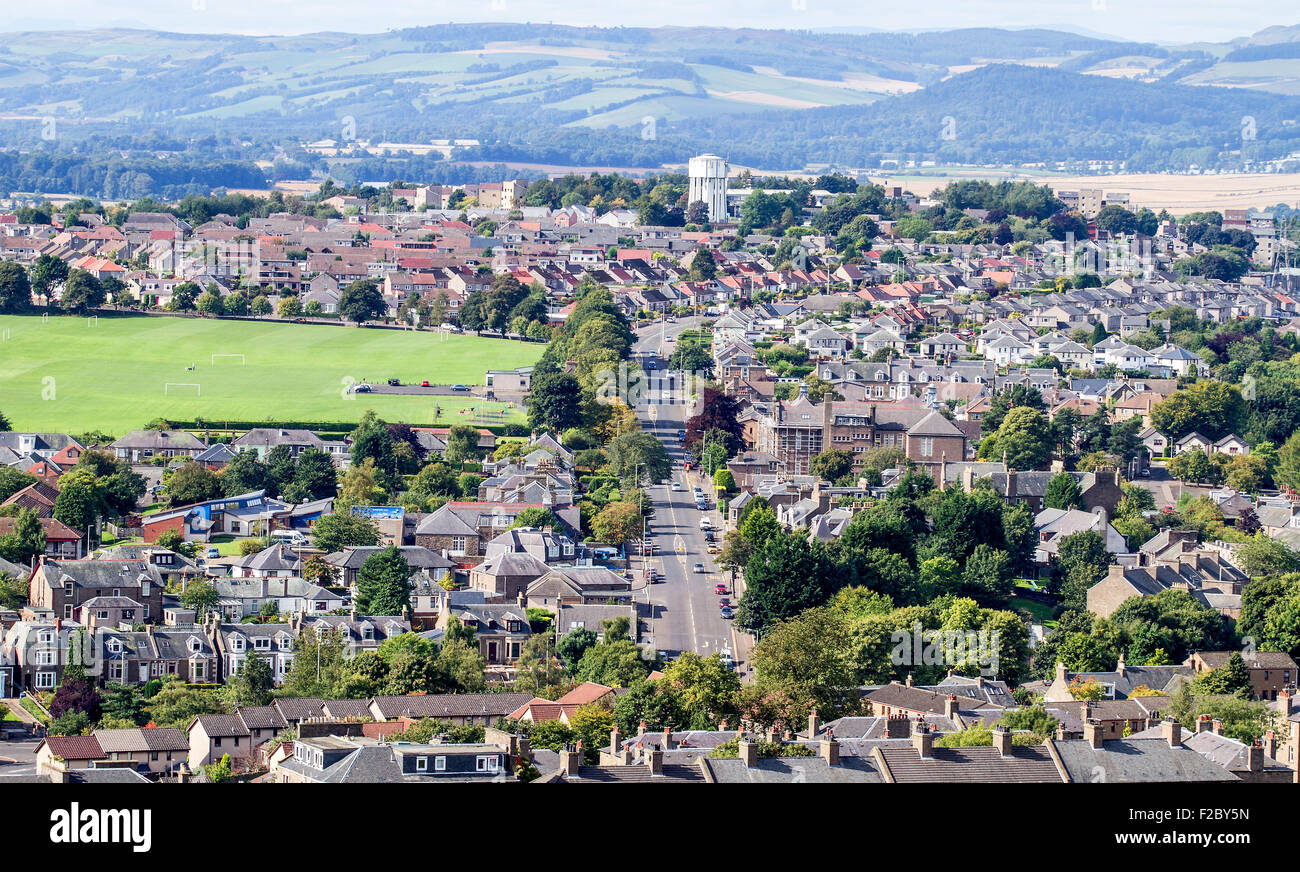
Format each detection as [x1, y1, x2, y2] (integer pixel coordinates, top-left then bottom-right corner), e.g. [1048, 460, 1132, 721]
[629, 317, 755, 677]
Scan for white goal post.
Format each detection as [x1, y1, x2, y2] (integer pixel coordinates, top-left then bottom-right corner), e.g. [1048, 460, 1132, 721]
[211, 354, 246, 365]
[164, 383, 201, 396]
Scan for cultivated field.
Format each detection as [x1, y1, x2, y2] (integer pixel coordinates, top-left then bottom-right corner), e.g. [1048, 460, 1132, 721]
[0, 315, 543, 434]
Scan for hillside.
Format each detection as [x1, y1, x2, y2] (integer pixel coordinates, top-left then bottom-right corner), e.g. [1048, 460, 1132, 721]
[0, 23, 1299, 196]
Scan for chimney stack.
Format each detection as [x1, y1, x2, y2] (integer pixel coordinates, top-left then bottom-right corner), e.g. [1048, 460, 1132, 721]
[1247, 743, 1263, 773]
[559, 743, 581, 776]
[913, 722, 934, 759]
[609, 726, 620, 755]
[819, 730, 840, 767]
[662, 727, 672, 750]
[1084, 720, 1105, 749]
[943, 694, 958, 720]
[905, 674, 914, 688]
[1211, 718, 1223, 736]
[738, 733, 757, 768]
[647, 747, 664, 775]
[808, 710, 821, 738]
[992, 724, 1012, 757]
[1163, 718, 1183, 748]
[1196, 714, 1213, 733]
[1264, 730, 1277, 759]
[886, 714, 911, 739]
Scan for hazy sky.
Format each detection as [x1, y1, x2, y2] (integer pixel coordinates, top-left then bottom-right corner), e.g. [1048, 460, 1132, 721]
[1, 0, 1291, 43]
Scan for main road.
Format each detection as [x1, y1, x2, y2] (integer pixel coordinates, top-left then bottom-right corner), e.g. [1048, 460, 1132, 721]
[628, 317, 754, 675]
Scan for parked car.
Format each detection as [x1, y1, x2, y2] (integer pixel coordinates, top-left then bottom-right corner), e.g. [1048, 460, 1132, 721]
[205, 547, 220, 559]
[420, 380, 430, 387]
[451, 384, 470, 392]
[718, 598, 731, 609]
[719, 606, 734, 620]
[714, 583, 728, 595]
[699, 518, 712, 530]
[354, 383, 373, 393]
[386, 378, 400, 386]
[693, 562, 705, 574]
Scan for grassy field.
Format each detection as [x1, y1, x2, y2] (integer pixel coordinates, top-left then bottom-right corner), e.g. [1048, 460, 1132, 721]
[0, 314, 543, 434]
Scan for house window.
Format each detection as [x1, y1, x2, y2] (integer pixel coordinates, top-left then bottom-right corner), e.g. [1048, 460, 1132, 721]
[435, 756, 446, 771]
[35, 671, 56, 689]
[920, 437, 934, 458]
[416, 756, 428, 772]
[476, 755, 499, 772]
[451, 537, 467, 553]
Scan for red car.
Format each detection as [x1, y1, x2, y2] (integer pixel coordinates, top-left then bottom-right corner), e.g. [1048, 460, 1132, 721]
[714, 583, 728, 595]
[718, 598, 731, 608]
[421, 380, 431, 387]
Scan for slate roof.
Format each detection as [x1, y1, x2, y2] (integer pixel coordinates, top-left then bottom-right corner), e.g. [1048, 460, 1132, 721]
[1052, 738, 1239, 782]
[875, 745, 1064, 783]
[703, 755, 884, 783]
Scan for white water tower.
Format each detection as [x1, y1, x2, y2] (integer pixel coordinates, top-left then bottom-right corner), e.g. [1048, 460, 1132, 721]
[688, 153, 729, 223]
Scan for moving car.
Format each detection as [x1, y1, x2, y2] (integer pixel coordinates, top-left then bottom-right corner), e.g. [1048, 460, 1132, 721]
[671, 481, 682, 491]
[693, 562, 705, 574]
[386, 378, 400, 386]
[420, 380, 430, 387]
[451, 384, 470, 392]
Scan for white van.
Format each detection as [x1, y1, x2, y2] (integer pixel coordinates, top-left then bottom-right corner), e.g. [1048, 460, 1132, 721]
[269, 529, 308, 545]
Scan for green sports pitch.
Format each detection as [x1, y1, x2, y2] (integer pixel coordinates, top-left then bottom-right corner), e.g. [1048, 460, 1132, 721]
[0, 314, 544, 433]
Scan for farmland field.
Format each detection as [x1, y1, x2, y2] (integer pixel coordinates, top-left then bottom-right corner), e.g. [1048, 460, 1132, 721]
[0, 314, 543, 434]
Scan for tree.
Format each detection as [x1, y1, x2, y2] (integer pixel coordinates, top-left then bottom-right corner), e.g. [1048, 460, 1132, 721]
[178, 581, 220, 615]
[220, 450, 269, 496]
[28, 253, 67, 300]
[444, 425, 483, 466]
[354, 546, 413, 615]
[1044, 472, 1083, 510]
[737, 533, 837, 634]
[146, 675, 228, 727]
[251, 294, 272, 316]
[527, 371, 586, 433]
[961, 544, 1013, 605]
[52, 475, 98, 531]
[0, 507, 45, 566]
[749, 606, 861, 718]
[810, 448, 855, 483]
[349, 410, 395, 474]
[575, 636, 651, 687]
[288, 448, 338, 502]
[605, 430, 671, 487]
[1054, 530, 1113, 608]
[979, 406, 1052, 470]
[165, 461, 221, 506]
[1151, 381, 1246, 442]
[195, 290, 223, 316]
[311, 511, 380, 552]
[590, 501, 643, 544]
[338, 279, 388, 324]
[0, 260, 32, 312]
[557, 627, 598, 670]
[227, 649, 275, 707]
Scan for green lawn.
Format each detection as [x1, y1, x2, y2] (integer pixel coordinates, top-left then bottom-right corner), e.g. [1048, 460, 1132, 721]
[0, 314, 543, 433]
